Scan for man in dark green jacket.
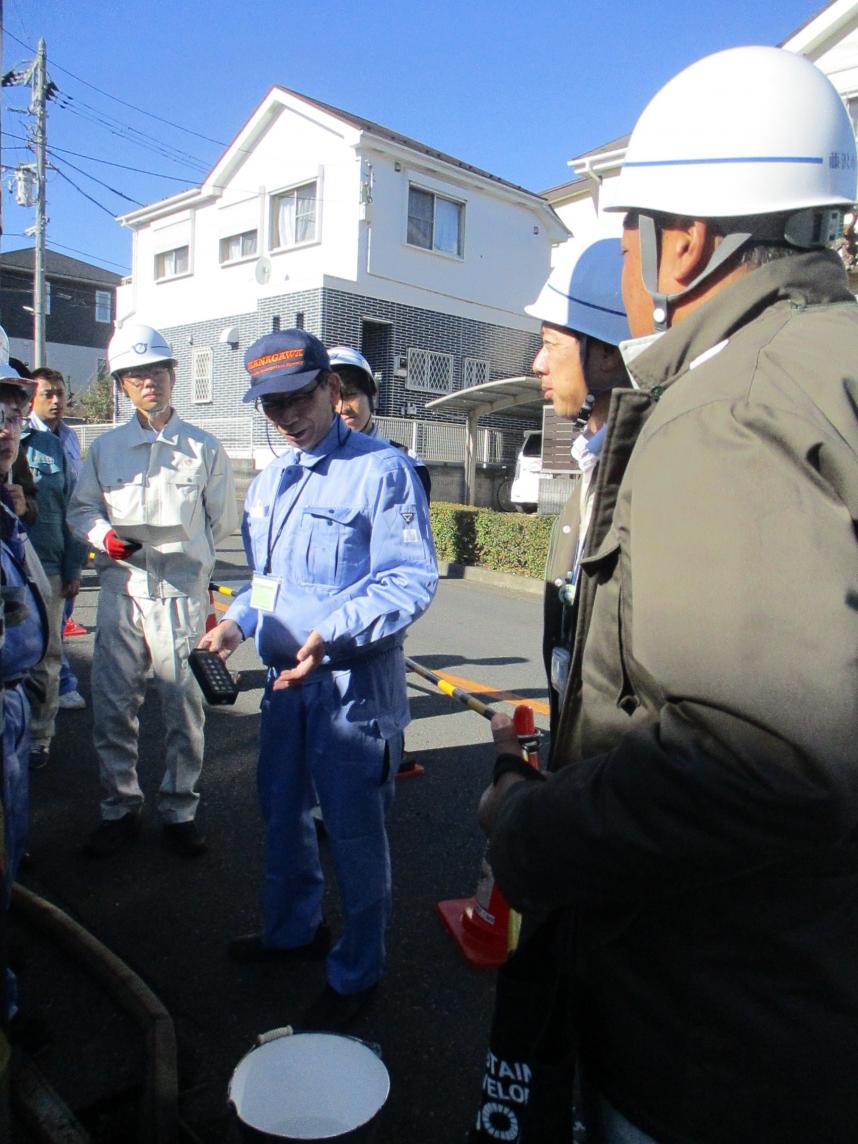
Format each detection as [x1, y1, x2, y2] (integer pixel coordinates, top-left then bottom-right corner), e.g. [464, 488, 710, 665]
[20, 404, 86, 770]
[481, 46, 858, 1144]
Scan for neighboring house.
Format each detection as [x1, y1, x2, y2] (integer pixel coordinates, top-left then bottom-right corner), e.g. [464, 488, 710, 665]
[115, 85, 568, 460]
[0, 247, 121, 390]
[542, 0, 858, 267]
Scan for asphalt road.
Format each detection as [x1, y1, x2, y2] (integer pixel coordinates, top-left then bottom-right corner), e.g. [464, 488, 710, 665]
[11, 536, 550, 1143]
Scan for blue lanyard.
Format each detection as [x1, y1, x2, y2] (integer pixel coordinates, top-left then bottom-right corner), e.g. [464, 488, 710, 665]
[264, 465, 310, 575]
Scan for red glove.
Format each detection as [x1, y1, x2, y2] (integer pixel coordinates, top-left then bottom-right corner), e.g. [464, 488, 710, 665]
[104, 530, 140, 560]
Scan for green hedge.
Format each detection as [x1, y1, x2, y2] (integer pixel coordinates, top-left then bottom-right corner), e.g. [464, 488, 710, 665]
[429, 502, 555, 579]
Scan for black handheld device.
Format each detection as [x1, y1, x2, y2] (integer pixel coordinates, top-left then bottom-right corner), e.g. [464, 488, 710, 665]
[188, 648, 239, 705]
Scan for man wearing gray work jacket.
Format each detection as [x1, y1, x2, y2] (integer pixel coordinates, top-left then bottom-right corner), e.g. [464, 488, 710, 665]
[480, 46, 858, 1144]
[69, 323, 237, 860]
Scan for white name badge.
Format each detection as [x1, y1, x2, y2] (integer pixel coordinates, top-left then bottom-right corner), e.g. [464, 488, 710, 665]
[250, 574, 280, 613]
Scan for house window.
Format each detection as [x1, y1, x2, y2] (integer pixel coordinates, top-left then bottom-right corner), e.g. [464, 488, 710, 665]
[407, 186, 464, 256]
[95, 290, 112, 323]
[406, 347, 454, 394]
[192, 346, 213, 404]
[154, 245, 190, 281]
[270, 181, 318, 249]
[463, 357, 489, 389]
[219, 230, 258, 265]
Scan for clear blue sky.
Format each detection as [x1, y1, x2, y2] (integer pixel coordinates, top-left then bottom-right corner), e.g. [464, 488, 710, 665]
[2, 0, 822, 276]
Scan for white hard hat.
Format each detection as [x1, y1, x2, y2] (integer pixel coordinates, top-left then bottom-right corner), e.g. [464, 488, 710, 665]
[602, 46, 857, 221]
[327, 345, 377, 398]
[526, 238, 630, 346]
[108, 322, 176, 376]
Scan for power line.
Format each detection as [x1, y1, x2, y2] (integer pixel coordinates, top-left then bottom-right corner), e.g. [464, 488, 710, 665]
[1, 234, 130, 271]
[5, 131, 203, 183]
[56, 96, 212, 172]
[61, 93, 213, 169]
[4, 29, 231, 148]
[49, 154, 144, 206]
[51, 165, 119, 219]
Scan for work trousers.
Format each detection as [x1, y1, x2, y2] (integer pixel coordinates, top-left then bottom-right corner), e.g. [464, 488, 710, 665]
[28, 573, 64, 747]
[3, 683, 30, 1021]
[257, 667, 399, 995]
[91, 590, 207, 823]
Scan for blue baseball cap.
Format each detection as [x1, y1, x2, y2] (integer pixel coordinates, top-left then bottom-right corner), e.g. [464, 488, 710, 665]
[243, 329, 330, 403]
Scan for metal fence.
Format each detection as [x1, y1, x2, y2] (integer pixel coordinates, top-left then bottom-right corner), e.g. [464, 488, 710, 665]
[375, 417, 510, 463]
[73, 417, 256, 458]
[74, 414, 514, 464]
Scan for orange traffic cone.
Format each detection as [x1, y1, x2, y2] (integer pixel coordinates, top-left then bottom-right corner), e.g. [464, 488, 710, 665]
[63, 617, 87, 637]
[436, 704, 540, 969]
[205, 588, 218, 632]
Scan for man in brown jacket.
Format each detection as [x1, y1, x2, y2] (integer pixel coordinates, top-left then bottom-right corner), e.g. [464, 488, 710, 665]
[480, 46, 858, 1144]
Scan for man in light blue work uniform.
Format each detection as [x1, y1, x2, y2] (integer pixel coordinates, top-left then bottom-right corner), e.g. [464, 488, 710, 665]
[200, 329, 437, 1030]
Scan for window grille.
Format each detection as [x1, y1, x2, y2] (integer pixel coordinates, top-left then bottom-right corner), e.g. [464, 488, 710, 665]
[192, 347, 213, 404]
[219, 230, 258, 264]
[155, 245, 189, 280]
[95, 290, 111, 323]
[271, 181, 318, 249]
[406, 348, 454, 394]
[463, 358, 489, 389]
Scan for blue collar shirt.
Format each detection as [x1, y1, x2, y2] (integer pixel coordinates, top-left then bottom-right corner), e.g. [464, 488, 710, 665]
[227, 416, 437, 668]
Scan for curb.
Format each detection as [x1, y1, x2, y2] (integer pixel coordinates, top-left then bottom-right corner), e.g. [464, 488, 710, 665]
[437, 560, 543, 597]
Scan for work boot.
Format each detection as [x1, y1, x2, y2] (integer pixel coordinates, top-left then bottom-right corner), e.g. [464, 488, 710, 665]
[229, 922, 331, 964]
[81, 813, 142, 859]
[162, 820, 208, 857]
[29, 744, 50, 771]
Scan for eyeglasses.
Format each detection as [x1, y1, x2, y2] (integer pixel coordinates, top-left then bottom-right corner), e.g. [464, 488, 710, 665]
[120, 366, 172, 387]
[0, 409, 24, 432]
[257, 378, 325, 418]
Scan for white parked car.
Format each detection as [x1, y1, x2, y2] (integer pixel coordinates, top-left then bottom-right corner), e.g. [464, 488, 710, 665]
[510, 430, 542, 512]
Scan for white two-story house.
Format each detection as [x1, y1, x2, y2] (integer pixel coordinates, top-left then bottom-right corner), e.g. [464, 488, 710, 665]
[115, 85, 567, 461]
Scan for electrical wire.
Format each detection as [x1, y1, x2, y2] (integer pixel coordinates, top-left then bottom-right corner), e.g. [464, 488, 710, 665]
[4, 131, 202, 184]
[56, 96, 212, 173]
[1, 234, 129, 271]
[50, 165, 121, 218]
[49, 154, 144, 206]
[4, 29, 231, 149]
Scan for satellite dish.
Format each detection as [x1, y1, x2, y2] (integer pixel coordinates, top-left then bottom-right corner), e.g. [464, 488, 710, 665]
[254, 257, 272, 285]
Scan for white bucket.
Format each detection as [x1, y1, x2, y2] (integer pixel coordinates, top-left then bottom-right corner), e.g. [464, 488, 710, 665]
[229, 1030, 390, 1142]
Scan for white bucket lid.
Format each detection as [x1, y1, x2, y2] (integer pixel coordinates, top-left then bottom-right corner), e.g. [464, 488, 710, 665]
[229, 1032, 390, 1140]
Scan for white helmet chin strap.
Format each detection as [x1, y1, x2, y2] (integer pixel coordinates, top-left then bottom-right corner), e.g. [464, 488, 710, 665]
[639, 214, 752, 332]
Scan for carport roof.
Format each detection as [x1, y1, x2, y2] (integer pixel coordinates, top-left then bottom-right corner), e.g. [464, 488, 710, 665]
[425, 376, 544, 421]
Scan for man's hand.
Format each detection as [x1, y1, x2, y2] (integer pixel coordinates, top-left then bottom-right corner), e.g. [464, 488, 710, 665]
[6, 482, 26, 518]
[478, 713, 527, 835]
[273, 630, 326, 690]
[197, 618, 243, 662]
[103, 530, 140, 560]
[62, 579, 80, 599]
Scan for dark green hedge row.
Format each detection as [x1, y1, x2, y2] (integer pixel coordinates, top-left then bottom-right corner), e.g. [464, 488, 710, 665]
[429, 502, 555, 580]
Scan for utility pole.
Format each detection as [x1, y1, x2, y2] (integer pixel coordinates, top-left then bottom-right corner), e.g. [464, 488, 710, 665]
[0, 0, 5, 248]
[3, 35, 50, 365]
[32, 38, 47, 367]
